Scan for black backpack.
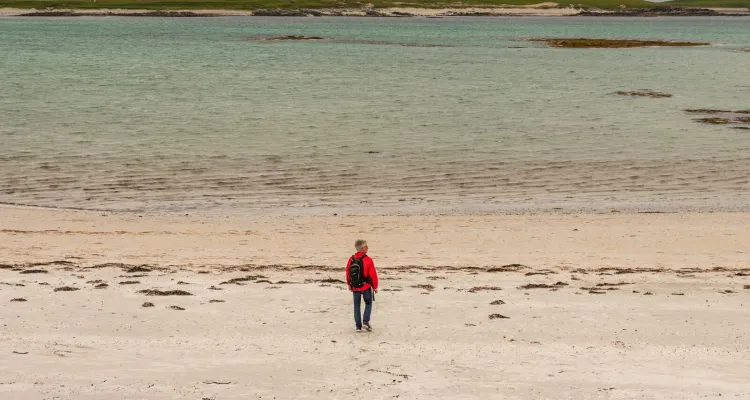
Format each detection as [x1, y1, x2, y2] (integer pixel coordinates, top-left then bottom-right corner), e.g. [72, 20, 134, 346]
[348, 255, 368, 288]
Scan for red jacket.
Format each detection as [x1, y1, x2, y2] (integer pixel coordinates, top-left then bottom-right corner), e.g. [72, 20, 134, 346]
[346, 252, 378, 292]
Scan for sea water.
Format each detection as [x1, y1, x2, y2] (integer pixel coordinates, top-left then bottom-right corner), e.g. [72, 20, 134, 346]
[1, 16, 748, 215]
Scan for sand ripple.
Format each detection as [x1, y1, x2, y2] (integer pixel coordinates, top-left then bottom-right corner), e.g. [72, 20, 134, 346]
[1, 155, 748, 213]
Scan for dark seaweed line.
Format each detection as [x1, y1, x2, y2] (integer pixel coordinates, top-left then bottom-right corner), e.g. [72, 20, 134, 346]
[2, 261, 748, 276]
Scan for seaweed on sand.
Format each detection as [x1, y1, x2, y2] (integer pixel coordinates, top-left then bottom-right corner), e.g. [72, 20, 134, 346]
[487, 264, 528, 272]
[468, 286, 502, 293]
[220, 275, 267, 285]
[518, 282, 568, 289]
[54, 286, 79, 292]
[138, 289, 193, 296]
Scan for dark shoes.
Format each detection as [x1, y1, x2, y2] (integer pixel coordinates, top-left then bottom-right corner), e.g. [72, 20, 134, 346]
[363, 322, 372, 332]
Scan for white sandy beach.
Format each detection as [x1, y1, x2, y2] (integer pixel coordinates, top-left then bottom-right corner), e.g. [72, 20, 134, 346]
[1, 206, 749, 399]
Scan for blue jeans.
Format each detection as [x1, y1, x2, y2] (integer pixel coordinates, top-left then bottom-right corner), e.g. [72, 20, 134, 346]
[353, 289, 373, 329]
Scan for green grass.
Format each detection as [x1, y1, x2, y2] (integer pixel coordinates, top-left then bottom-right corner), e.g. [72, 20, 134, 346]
[665, 0, 750, 7]
[0, 0, 747, 11]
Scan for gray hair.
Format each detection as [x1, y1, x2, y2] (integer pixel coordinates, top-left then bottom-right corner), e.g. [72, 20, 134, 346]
[355, 239, 367, 252]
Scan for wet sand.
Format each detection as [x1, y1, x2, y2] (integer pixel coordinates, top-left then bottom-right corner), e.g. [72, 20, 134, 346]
[1, 206, 749, 399]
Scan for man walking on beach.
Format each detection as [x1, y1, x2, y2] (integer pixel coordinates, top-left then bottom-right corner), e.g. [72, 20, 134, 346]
[346, 239, 379, 332]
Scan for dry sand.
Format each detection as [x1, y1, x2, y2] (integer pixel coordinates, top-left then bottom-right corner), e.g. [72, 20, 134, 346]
[1, 205, 749, 399]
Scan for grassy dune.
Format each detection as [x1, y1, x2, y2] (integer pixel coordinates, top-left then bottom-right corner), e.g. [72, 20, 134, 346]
[0, 0, 747, 11]
[668, 0, 750, 7]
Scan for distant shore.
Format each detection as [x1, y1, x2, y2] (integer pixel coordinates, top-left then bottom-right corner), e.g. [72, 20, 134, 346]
[2, 6, 749, 17]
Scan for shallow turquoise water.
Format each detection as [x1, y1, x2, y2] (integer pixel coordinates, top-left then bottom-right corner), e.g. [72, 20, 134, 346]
[1, 16, 748, 214]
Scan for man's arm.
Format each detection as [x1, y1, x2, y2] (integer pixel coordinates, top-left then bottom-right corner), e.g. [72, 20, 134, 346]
[368, 258, 378, 292]
[345, 257, 352, 291]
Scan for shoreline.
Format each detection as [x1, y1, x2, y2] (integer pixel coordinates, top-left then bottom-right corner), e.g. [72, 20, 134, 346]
[2, 6, 749, 17]
[2, 198, 749, 218]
